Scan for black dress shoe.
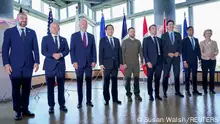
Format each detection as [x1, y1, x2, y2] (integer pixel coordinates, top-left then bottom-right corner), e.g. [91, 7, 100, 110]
[135, 95, 142, 101]
[77, 104, 82, 108]
[113, 100, 122, 104]
[14, 112, 22, 121]
[49, 107, 54, 114]
[193, 91, 202, 95]
[60, 106, 68, 112]
[86, 102, 94, 107]
[127, 96, 132, 102]
[164, 93, 167, 98]
[149, 95, 154, 101]
[23, 111, 35, 117]
[105, 101, 109, 106]
[204, 90, 208, 94]
[155, 95, 162, 101]
[175, 92, 184, 98]
[186, 91, 191, 97]
[210, 90, 216, 94]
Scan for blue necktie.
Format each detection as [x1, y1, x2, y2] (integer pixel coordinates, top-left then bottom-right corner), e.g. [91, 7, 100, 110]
[170, 32, 174, 44]
[191, 37, 195, 50]
[21, 29, 25, 41]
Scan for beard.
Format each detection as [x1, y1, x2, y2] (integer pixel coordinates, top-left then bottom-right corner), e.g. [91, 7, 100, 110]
[19, 21, 27, 27]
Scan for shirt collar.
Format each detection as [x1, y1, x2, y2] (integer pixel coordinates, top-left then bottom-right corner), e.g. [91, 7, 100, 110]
[107, 35, 113, 39]
[51, 34, 59, 38]
[150, 35, 157, 39]
[188, 36, 193, 39]
[17, 25, 26, 31]
[168, 31, 174, 34]
[80, 31, 87, 35]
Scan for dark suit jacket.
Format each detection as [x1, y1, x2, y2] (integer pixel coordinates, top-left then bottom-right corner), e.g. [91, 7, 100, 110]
[2, 26, 40, 70]
[99, 36, 122, 69]
[182, 37, 201, 65]
[70, 31, 97, 68]
[143, 36, 163, 65]
[161, 32, 182, 63]
[41, 35, 69, 72]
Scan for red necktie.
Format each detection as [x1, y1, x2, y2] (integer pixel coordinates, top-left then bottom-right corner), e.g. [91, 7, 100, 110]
[83, 32, 87, 47]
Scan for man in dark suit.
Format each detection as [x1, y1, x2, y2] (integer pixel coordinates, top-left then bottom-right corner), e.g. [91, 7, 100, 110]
[182, 26, 202, 96]
[70, 18, 97, 108]
[162, 20, 184, 98]
[42, 23, 69, 113]
[143, 24, 163, 101]
[2, 12, 39, 120]
[99, 24, 123, 105]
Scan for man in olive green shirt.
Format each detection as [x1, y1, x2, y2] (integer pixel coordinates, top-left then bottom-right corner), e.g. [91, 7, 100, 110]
[121, 27, 143, 102]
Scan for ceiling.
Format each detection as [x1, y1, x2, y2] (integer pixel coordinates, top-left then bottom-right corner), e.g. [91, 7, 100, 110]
[44, 0, 125, 10]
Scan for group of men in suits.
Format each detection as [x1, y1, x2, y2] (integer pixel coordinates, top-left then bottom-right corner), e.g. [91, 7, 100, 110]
[1, 11, 216, 121]
[143, 20, 206, 102]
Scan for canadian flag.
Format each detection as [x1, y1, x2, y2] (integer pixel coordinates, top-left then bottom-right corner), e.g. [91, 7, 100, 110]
[163, 12, 167, 33]
[143, 16, 148, 38]
[142, 16, 148, 77]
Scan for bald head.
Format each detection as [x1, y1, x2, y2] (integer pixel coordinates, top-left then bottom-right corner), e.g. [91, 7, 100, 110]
[80, 18, 88, 32]
[17, 13, 28, 27]
[50, 22, 60, 35]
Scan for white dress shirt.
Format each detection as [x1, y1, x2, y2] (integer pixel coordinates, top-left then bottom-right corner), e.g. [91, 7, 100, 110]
[52, 34, 60, 48]
[17, 25, 26, 36]
[107, 35, 115, 47]
[188, 36, 195, 49]
[80, 31, 88, 46]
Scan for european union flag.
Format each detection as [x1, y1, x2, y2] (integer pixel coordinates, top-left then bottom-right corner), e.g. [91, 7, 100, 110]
[100, 13, 106, 39]
[183, 13, 188, 38]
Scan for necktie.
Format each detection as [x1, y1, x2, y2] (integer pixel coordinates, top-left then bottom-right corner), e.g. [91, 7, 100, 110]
[21, 29, 25, 41]
[54, 36, 58, 49]
[83, 32, 87, 47]
[153, 36, 160, 55]
[170, 32, 174, 44]
[110, 38, 114, 48]
[191, 37, 195, 50]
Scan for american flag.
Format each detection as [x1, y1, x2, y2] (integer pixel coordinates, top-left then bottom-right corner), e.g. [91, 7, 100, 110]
[47, 8, 53, 35]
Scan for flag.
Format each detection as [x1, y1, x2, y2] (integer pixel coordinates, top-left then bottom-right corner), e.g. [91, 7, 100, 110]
[120, 13, 128, 76]
[183, 12, 188, 38]
[75, 6, 80, 32]
[143, 16, 148, 38]
[47, 8, 53, 35]
[121, 13, 128, 41]
[100, 13, 106, 39]
[142, 16, 148, 77]
[163, 12, 167, 33]
[142, 64, 148, 76]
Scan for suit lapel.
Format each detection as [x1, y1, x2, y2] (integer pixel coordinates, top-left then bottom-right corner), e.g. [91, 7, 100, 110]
[13, 26, 24, 42]
[49, 35, 58, 51]
[105, 37, 114, 50]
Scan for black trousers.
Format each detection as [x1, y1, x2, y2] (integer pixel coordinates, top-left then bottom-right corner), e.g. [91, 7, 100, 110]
[46, 65, 66, 108]
[10, 68, 33, 112]
[103, 61, 119, 102]
[184, 63, 198, 92]
[147, 57, 163, 96]
[202, 59, 216, 91]
[163, 58, 180, 93]
[75, 64, 92, 104]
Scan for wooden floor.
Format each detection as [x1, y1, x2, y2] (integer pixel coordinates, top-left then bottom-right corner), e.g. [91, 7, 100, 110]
[0, 79, 220, 124]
